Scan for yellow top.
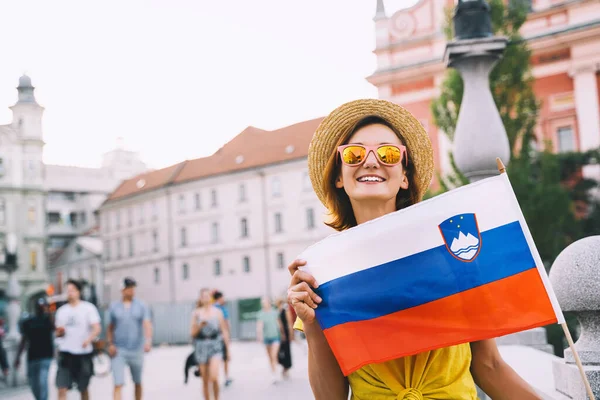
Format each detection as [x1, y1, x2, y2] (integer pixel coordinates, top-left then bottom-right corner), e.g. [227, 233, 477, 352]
[294, 319, 478, 400]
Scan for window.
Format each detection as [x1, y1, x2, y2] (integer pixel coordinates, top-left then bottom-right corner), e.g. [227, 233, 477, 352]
[0, 198, 6, 225]
[180, 227, 187, 247]
[26, 160, 38, 179]
[151, 201, 158, 220]
[139, 204, 144, 224]
[182, 263, 189, 280]
[211, 222, 219, 243]
[0, 158, 5, 177]
[69, 212, 78, 227]
[28, 202, 36, 224]
[243, 256, 251, 273]
[271, 177, 282, 197]
[557, 126, 576, 153]
[47, 213, 59, 225]
[128, 235, 134, 257]
[241, 218, 249, 238]
[302, 171, 311, 191]
[239, 183, 247, 202]
[274, 212, 283, 233]
[306, 208, 315, 229]
[104, 240, 111, 261]
[154, 267, 160, 284]
[104, 213, 110, 232]
[178, 194, 186, 214]
[80, 212, 87, 227]
[277, 252, 285, 269]
[116, 238, 122, 259]
[194, 193, 201, 210]
[30, 250, 37, 271]
[152, 230, 159, 252]
[116, 211, 121, 229]
[211, 189, 218, 207]
[127, 208, 133, 226]
[214, 259, 221, 276]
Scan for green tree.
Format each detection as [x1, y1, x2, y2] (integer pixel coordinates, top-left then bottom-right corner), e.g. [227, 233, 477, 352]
[430, 0, 600, 355]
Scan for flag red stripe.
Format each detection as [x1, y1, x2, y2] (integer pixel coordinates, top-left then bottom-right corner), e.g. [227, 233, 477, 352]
[323, 268, 557, 376]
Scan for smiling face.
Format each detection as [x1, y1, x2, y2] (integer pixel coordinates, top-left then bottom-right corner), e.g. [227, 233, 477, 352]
[335, 123, 409, 207]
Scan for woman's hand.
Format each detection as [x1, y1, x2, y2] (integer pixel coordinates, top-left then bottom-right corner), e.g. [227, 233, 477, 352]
[287, 259, 322, 325]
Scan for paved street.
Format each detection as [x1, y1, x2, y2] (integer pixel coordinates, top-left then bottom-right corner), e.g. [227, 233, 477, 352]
[1, 340, 313, 400]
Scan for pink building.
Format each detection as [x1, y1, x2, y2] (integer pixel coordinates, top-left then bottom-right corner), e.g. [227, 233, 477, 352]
[368, 0, 600, 186]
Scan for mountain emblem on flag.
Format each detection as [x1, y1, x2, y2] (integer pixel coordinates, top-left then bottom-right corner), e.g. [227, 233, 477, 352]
[438, 213, 482, 262]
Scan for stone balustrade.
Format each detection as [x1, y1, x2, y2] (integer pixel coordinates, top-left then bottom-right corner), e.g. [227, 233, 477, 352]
[549, 235, 600, 399]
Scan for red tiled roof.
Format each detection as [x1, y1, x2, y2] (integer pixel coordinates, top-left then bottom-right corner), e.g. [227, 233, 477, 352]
[106, 162, 186, 202]
[105, 117, 323, 202]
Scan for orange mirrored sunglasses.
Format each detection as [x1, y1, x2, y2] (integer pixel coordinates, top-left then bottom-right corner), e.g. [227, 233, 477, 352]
[337, 144, 407, 167]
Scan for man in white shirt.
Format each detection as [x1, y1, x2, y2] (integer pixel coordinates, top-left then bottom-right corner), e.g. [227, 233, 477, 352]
[54, 279, 101, 400]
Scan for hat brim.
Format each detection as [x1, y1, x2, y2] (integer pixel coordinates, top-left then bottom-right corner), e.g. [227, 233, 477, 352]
[308, 99, 434, 209]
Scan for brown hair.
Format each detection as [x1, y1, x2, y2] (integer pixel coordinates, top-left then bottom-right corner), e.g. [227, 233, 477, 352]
[196, 288, 211, 308]
[322, 116, 419, 231]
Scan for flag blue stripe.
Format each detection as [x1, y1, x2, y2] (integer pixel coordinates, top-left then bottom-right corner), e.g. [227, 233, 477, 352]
[315, 221, 536, 330]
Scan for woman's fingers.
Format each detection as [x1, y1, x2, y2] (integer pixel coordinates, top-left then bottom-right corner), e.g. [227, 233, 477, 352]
[288, 289, 318, 309]
[287, 259, 307, 276]
[293, 281, 322, 305]
[290, 269, 319, 291]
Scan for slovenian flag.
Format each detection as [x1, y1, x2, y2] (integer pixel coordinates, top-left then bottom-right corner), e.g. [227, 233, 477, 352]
[298, 173, 564, 376]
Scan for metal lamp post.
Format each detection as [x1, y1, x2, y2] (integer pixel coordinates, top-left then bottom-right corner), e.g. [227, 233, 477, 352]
[444, 0, 511, 182]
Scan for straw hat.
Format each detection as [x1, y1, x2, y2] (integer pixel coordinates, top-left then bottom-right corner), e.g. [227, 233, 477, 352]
[308, 99, 434, 208]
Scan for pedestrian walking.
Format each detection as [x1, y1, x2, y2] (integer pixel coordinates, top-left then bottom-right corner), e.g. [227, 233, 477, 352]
[256, 297, 283, 384]
[54, 279, 101, 400]
[212, 291, 232, 387]
[106, 277, 153, 400]
[14, 297, 55, 400]
[276, 298, 294, 379]
[190, 288, 229, 400]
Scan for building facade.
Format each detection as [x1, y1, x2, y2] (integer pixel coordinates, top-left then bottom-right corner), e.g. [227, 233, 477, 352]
[100, 120, 334, 308]
[0, 75, 148, 318]
[0, 75, 48, 315]
[369, 0, 600, 179]
[45, 146, 147, 253]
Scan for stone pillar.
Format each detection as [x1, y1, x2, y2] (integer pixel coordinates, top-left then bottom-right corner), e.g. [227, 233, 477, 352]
[549, 235, 600, 399]
[570, 63, 600, 181]
[444, 37, 511, 182]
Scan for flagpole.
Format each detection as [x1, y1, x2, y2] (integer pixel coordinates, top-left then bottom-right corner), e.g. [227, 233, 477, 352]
[495, 157, 596, 400]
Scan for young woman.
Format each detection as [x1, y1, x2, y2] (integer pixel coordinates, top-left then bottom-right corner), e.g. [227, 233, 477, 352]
[190, 288, 229, 400]
[256, 297, 283, 384]
[287, 99, 542, 399]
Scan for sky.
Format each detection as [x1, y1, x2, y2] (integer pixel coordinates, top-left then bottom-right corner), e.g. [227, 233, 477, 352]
[0, 0, 417, 170]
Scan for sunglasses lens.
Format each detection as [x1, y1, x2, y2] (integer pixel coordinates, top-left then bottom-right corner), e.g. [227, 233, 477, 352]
[341, 146, 366, 165]
[376, 145, 402, 164]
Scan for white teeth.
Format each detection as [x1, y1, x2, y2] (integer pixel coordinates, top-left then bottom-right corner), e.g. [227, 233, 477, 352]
[358, 176, 383, 182]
